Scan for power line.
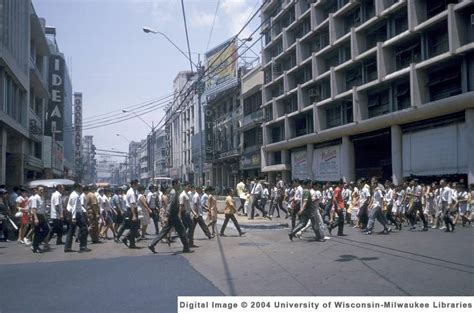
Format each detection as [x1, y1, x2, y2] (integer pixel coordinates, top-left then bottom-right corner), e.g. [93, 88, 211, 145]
[206, 0, 220, 51]
[180, 0, 194, 72]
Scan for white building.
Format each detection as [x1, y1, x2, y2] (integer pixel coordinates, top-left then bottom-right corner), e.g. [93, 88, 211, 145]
[260, 0, 474, 184]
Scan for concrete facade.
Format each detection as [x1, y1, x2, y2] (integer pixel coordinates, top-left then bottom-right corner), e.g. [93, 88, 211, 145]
[261, 0, 474, 184]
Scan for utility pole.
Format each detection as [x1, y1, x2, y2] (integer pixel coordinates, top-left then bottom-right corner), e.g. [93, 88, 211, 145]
[197, 57, 205, 186]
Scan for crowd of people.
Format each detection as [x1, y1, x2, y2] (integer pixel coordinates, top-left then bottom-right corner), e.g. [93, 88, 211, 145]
[0, 175, 472, 254]
[0, 179, 245, 254]
[234, 175, 473, 242]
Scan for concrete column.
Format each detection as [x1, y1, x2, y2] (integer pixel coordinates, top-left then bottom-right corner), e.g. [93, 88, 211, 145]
[391, 125, 403, 185]
[306, 143, 314, 180]
[466, 109, 474, 185]
[0, 128, 6, 185]
[282, 150, 291, 181]
[341, 136, 355, 183]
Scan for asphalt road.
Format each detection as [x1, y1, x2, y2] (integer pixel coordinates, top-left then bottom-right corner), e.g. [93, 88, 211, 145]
[0, 222, 473, 313]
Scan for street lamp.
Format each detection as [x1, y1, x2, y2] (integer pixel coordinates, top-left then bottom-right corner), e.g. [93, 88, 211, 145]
[142, 26, 198, 71]
[116, 133, 131, 143]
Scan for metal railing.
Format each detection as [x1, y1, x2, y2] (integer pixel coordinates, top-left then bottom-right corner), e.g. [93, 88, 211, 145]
[241, 109, 264, 128]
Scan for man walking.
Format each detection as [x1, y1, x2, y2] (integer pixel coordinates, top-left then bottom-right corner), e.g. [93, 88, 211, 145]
[30, 186, 48, 253]
[236, 178, 247, 215]
[49, 184, 65, 245]
[122, 180, 140, 249]
[329, 180, 347, 236]
[148, 179, 193, 254]
[193, 186, 214, 240]
[85, 184, 101, 244]
[64, 183, 90, 252]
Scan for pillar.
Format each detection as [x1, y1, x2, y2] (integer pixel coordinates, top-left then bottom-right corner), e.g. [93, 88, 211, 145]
[391, 125, 403, 185]
[0, 128, 6, 185]
[282, 149, 290, 181]
[306, 143, 314, 180]
[466, 109, 474, 185]
[341, 136, 355, 182]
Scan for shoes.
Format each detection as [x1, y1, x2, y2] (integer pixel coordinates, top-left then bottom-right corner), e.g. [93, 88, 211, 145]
[79, 247, 91, 252]
[183, 249, 194, 254]
[295, 233, 302, 239]
[32, 248, 43, 253]
[431, 225, 438, 229]
[91, 241, 103, 244]
[365, 231, 373, 235]
[422, 227, 428, 231]
[190, 244, 199, 248]
[288, 234, 294, 241]
[64, 249, 75, 253]
[328, 226, 333, 235]
[444, 229, 451, 232]
[121, 238, 129, 247]
[248, 218, 254, 220]
[337, 233, 347, 236]
[24, 238, 31, 245]
[129, 246, 141, 249]
[18, 240, 24, 244]
[219, 233, 225, 237]
[148, 245, 156, 254]
[285, 214, 289, 219]
[316, 239, 326, 242]
[324, 236, 331, 240]
[383, 228, 392, 234]
[239, 232, 246, 237]
[208, 234, 216, 239]
[266, 215, 272, 220]
[440, 226, 446, 230]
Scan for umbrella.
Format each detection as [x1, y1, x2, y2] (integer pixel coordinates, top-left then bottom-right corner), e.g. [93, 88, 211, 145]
[26, 179, 75, 189]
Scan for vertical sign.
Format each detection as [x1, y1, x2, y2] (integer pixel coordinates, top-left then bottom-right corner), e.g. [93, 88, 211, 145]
[46, 56, 65, 141]
[74, 93, 83, 174]
[204, 105, 214, 161]
[165, 122, 172, 168]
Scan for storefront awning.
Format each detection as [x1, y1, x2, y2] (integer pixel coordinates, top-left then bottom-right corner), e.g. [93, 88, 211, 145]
[262, 164, 290, 172]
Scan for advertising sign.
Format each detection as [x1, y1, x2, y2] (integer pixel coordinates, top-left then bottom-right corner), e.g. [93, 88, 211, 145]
[204, 105, 214, 161]
[312, 145, 341, 181]
[74, 93, 83, 171]
[291, 150, 308, 180]
[205, 39, 237, 89]
[46, 56, 65, 141]
[165, 123, 172, 168]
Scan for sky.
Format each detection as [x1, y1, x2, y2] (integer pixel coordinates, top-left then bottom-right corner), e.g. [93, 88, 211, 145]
[33, 0, 261, 158]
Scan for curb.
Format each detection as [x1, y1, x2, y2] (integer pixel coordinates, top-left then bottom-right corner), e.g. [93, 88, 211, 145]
[216, 218, 289, 230]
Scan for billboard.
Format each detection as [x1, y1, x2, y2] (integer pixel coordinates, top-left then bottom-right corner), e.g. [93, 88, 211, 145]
[291, 150, 308, 180]
[74, 93, 83, 173]
[205, 38, 237, 89]
[46, 56, 65, 141]
[312, 145, 341, 182]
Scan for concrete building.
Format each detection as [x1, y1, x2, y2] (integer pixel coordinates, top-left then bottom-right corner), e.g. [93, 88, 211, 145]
[169, 71, 198, 183]
[0, 1, 49, 186]
[260, 0, 474, 184]
[153, 129, 169, 178]
[240, 66, 264, 179]
[128, 140, 141, 181]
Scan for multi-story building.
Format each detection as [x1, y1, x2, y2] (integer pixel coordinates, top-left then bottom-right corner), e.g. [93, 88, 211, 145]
[169, 71, 198, 183]
[137, 139, 148, 185]
[128, 140, 141, 181]
[153, 129, 169, 178]
[82, 135, 96, 184]
[260, 0, 474, 184]
[240, 66, 264, 179]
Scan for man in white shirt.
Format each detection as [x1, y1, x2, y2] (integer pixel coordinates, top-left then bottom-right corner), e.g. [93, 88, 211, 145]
[122, 180, 140, 248]
[192, 186, 213, 240]
[179, 182, 196, 247]
[358, 179, 371, 229]
[236, 178, 247, 215]
[406, 179, 428, 231]
[30, 186, 48, 253]
[365, 179, 391, 235]
[64, 183, 90, 252]
[146, 185, 160, 235]
[250, 178, 269, 220]
[440, 179, 455, 232]
[49, 184, 65, 245]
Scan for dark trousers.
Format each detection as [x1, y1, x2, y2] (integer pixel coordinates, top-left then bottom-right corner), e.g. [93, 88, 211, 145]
[33, 214, 49, 250]
[116, 213, 131, 240]
[442, 202, 455, 231]
[182, 213, 195, 246]
[193, 215, 212, 239]
[330, 209, 345, 235]
[290, 204, 299, 229]
[322, 202, 332, 225]
[385, 205, 398, 226]
[150, 208, 160, 234]
[237, 198, 245, 214]
[220, 214, 242, 235]
[251, 195, 266, 218]
[126, 219, 140, 247]
[50, 218, 64, 244]
[149, 216, 190, 252]
[358, 203, 369, 228]
[407, 201, 427, 228]
[65, 212, 88, 250]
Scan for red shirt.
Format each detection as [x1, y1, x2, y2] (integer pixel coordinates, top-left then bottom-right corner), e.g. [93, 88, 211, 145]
[333, 186, 344, 209]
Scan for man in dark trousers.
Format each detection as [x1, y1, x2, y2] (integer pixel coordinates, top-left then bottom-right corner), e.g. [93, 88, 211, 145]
[148, 179, 193, 254]
[122, 180, 140, 249]
[329, 180, 347, 236]
[64, 183, 90, 252]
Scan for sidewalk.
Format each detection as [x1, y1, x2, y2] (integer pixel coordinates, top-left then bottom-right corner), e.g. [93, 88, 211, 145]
[215, 199, 289, 229]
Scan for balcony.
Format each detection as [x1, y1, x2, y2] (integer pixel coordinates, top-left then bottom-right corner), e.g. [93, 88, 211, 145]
[24, 154, 44, 171]
[217, 147, 241, 160]
[29, 57, 49, 98]
[240, 109, 264, 131]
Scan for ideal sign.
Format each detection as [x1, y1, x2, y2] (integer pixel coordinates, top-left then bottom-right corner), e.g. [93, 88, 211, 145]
[46, 56, 65, 141]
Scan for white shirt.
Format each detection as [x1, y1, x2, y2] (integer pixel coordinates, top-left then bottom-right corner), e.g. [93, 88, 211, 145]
[80, 193, 87, 212]
[137, 194, 146, 217]
[179, 191, 191, 213]
[30, 194, 46, 214]
[413, 185, 422, 203]
[97, 194, 105, 213]
[371, 189, 383, 208]
[384, 188, 393, 206]
[50, 190, 63, 219]
[441, 186, 452, 203]
[251, 183, 263, 196]
[102, 195, 111, 212]
[192, 192, 201, 215]
[262, 187, 269, 198]
[311, 189, 322, 205]
[125, 188, 137, 207]
[359, 185, 371, 207]
[67, 191, 82, 217]
[146, 192, 157, 209]
[236, 182, 246, 199]
[458, 191, 468, 211]
[16, 195, 29, 212]
[294, 185, 303, 207]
